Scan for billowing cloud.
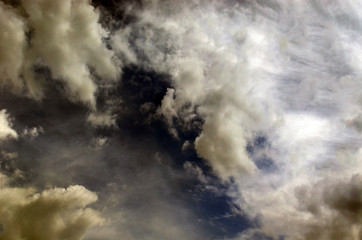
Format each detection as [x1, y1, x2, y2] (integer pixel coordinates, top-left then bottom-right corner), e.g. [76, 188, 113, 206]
[113, 0, 278, 180]
[0, 174, 103, 240]
[108, 0, 362, 238]
[0, 0, 120, 107]
[1, 0, 362, 239]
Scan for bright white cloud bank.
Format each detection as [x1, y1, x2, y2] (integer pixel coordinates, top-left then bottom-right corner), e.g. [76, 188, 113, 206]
[112, 0, 362, 239]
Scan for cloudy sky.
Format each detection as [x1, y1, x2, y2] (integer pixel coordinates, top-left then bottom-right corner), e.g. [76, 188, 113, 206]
[0, 0, 361, 239]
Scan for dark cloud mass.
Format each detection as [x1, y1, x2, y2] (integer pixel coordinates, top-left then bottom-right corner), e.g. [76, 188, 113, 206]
[0, 0, 361, 240]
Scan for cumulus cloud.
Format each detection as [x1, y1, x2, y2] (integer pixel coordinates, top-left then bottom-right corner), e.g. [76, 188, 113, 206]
[195, 111, 257, 180]
[0, 0, 120, 108]
[1, 0, 362, 239]
[0, 175, 103, 240]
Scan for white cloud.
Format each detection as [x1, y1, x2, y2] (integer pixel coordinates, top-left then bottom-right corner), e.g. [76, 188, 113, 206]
[0, 110, 17, 141]
[117, 0, 278, 180]
[195, 109, 257, 179]
[0, 0, 120, 108]
[1, 0, 361, 239]
[113, 0, 362, 238]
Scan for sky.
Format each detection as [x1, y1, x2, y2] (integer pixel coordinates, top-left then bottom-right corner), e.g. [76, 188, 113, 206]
[0, 0, 361, 240]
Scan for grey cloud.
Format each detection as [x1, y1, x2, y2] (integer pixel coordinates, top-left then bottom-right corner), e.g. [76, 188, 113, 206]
[296, 174, 362, 240]
[22, 126, 44, 139]
[0, 1, 26, 94]
[87, 111, 117, 128]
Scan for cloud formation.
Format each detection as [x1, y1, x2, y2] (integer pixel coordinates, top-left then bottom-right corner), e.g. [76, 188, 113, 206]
[0, 110, 17, 141]
[0, 0, 120, 107]
[1, 0, 362, 239]
[0, 174, 103, 240]
[109, 0, 362, 238]
[114, 0, 277, 180]
[0, 1, 26, 94]
[296, 174, 362, 240]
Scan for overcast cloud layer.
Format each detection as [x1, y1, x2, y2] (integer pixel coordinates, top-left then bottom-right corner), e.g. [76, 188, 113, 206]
[0, 0, 361, 240]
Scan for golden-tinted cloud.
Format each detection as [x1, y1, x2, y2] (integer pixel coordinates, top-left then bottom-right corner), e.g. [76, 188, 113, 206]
[0, 177, 103, 240]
